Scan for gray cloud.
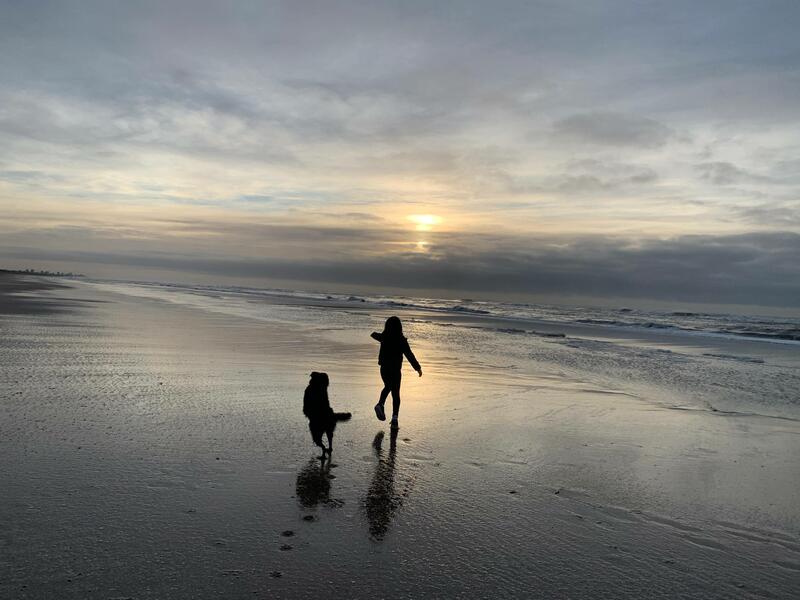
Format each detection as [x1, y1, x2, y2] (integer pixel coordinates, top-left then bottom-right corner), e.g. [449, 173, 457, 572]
[0, 170, 67, 185]
[737, 203, 800, 227]
[552, 113, 675, 148]
[4, 225, 798, 308]
[552, 161, 659, 194]
[498, 159, 659, 196]
[695, 162, 772, 186]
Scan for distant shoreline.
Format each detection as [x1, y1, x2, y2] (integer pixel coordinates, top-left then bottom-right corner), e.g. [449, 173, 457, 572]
[0, 268, 85, 278]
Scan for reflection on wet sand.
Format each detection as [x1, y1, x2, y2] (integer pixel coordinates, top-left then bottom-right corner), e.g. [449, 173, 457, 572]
[295, 458, 332, 508]
[364, 429, 401, 540]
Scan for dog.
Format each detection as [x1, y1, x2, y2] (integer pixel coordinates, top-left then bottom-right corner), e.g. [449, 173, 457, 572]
[303, 372, 351, 458]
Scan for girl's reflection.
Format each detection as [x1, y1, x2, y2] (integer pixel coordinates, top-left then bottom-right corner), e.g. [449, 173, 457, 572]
[364, 429, 401, 540]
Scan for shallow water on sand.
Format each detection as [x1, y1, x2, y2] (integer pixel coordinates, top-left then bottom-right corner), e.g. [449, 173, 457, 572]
[1, 279, 799, 599]
[82, 278, 800, 425]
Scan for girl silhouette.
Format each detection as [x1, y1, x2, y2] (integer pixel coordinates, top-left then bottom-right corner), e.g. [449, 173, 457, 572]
[370, 316, 422, 429]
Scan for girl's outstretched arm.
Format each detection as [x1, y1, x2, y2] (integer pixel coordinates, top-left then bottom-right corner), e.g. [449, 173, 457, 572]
[403, 339, 422, 375]
[370, 331, 382, 342]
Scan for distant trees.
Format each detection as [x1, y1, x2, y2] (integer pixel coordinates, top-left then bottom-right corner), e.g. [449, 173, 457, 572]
[0, 268, 85, 278]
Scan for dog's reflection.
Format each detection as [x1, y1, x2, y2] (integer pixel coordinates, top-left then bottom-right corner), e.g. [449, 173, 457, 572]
[295, 458, 332, 508]
[364, 428, 401, 540]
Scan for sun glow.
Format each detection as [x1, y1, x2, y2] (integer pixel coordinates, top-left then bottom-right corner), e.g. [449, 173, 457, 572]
[408, 214, 442, 231]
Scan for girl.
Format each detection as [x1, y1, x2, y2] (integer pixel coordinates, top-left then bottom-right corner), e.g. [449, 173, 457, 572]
[370, 316, 422, 429]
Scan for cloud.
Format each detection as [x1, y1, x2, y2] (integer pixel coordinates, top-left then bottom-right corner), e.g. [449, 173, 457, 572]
[237, 195, 273, 203]
[3, 222, 798, 307]
[695, 162, 771, 186]
[498, 160, 659, 196]
[737, 203, 800, 227]
[552, 161, 659, 194]
[552, 113, 675, 148]
[0, 170, 67, 185]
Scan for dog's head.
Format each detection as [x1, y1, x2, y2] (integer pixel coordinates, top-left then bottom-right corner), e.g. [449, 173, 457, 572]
[308, 371, 329, 389]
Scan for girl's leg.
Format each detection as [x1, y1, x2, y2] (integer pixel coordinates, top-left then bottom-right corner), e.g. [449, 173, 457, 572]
[390, 370, 402, 417]
[375, 368, 391, 421]
[378, 366, 392, 406]
[378, 384, 391, 406]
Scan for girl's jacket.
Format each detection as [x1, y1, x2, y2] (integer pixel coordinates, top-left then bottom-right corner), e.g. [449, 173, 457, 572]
[370, 332, 421, 371]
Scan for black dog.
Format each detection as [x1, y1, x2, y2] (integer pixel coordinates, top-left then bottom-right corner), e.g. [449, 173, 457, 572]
[303, 372, 351, 458]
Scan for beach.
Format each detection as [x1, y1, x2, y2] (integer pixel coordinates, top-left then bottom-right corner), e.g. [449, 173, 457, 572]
[1, 274, 799, 599]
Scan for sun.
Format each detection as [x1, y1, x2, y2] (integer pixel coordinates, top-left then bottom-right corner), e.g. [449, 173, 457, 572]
[408, 214, 442, 231]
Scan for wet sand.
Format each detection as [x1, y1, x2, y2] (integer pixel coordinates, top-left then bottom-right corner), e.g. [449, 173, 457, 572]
[0, 273, 75, 314]
[1, 277, 799, 599]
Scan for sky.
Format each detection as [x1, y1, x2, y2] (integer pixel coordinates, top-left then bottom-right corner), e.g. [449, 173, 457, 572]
[1, 1, 799, 309]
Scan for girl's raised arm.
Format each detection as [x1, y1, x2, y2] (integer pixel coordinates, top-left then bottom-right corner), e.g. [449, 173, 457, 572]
[370, 331, 382, 342]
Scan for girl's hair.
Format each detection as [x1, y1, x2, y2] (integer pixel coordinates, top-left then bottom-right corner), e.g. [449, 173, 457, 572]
[382, 316, 403, 338]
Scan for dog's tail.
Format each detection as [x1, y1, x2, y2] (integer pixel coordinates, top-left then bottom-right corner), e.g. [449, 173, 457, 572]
[334, 412, 352, 422]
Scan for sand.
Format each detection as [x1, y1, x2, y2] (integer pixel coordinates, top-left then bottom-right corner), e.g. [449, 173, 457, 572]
[0, 273, 74, 314]
[1, 275, 798, 599]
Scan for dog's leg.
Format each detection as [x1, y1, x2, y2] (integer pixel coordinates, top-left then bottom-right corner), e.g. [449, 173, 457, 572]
[311, 425, 327, 459]
[317, 437, 328, 460]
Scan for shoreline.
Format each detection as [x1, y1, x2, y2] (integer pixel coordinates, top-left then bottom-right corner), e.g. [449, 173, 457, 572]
[83, 277, 800, 421]
[81, 277, 800, 356]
